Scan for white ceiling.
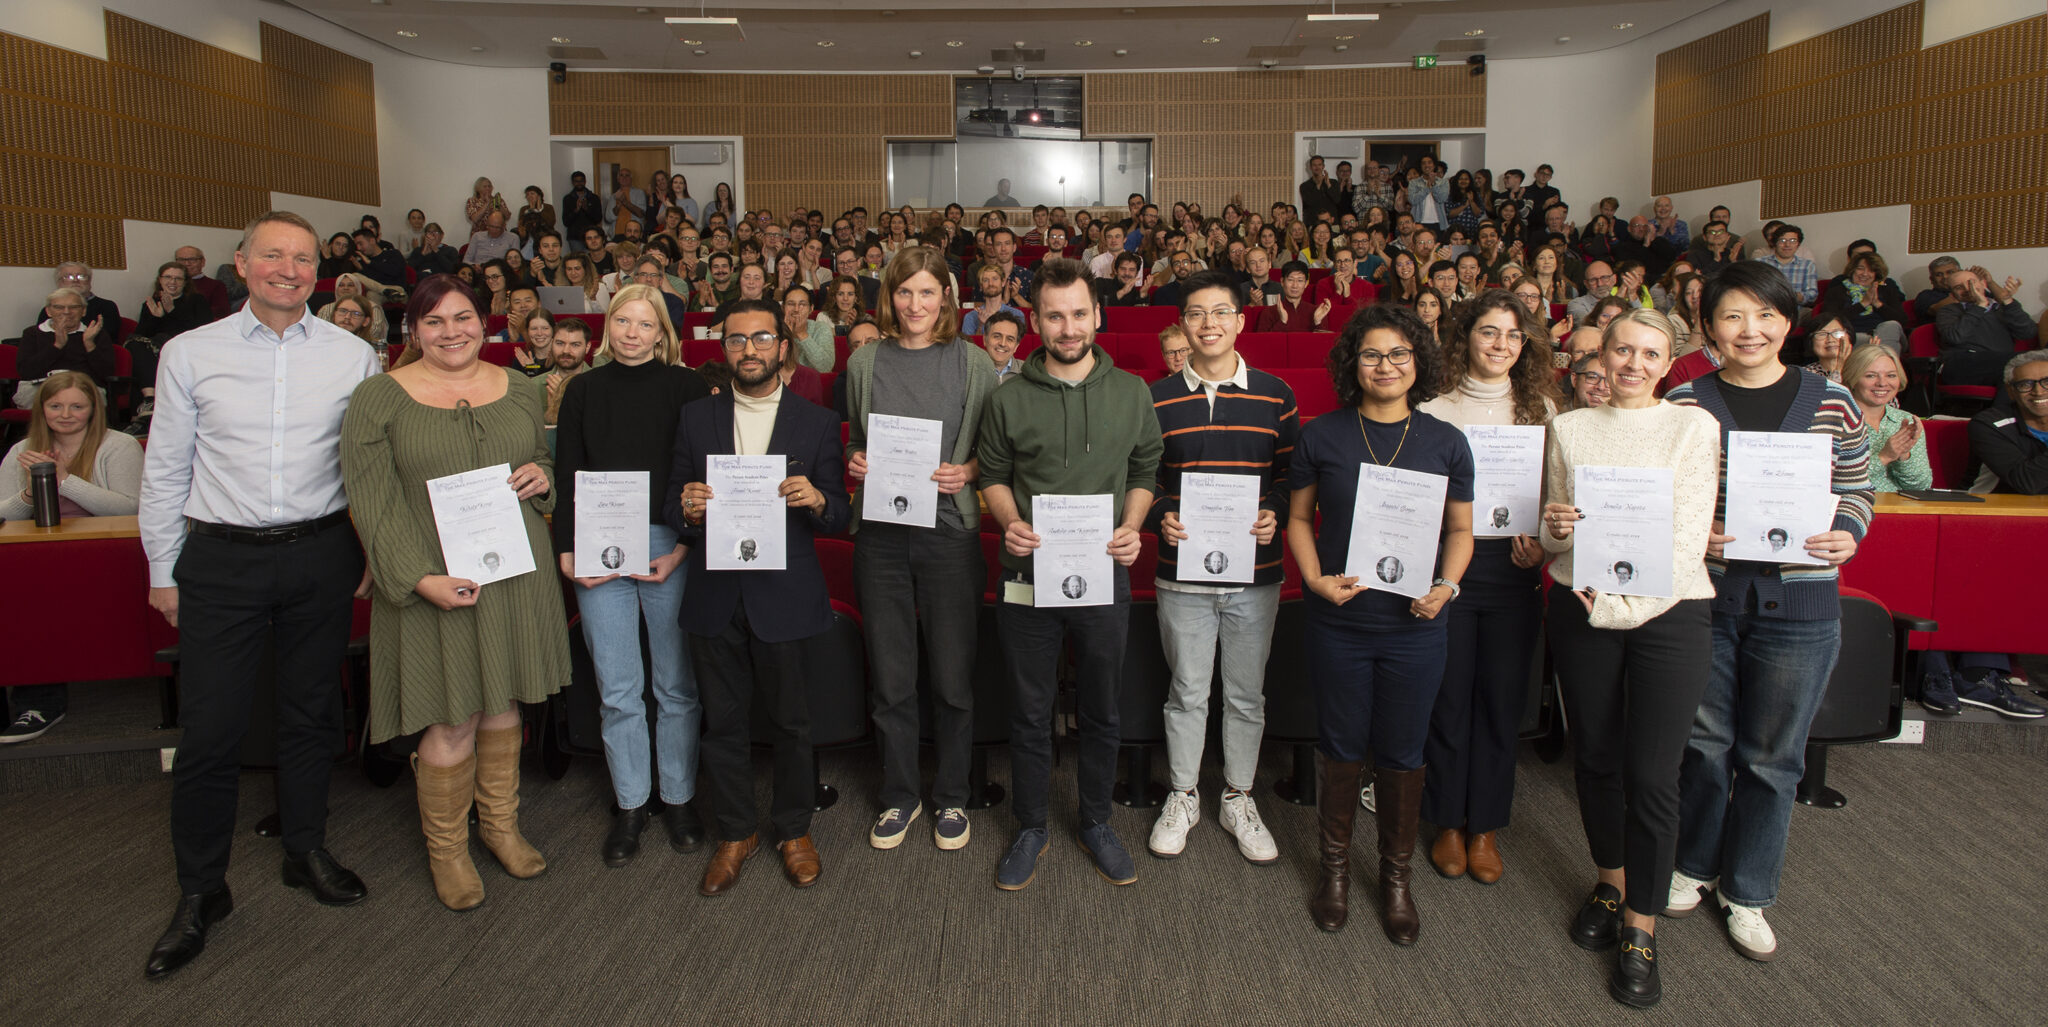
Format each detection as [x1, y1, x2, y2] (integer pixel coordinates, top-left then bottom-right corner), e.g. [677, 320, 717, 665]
[282, 0, 1725, 73]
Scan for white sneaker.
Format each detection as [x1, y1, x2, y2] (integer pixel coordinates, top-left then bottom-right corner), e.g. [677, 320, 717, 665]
[1148, 789, 1199, 858]
[1358, 782, 1376, 813]
[1664, 870, 1712, 917]
[1718, 893, 1780, 961]
[1218, 790, 1279, 865]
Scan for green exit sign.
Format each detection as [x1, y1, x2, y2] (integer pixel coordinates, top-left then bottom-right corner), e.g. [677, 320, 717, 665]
[1413, 54, 1438, 69]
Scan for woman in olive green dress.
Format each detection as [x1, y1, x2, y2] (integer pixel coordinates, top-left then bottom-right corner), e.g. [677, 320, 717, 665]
[342, 274, 569, 911]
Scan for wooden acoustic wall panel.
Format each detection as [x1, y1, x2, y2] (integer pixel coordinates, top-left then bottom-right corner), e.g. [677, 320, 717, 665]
[1908, 14, 2048, 253]
[0, 32, 123, 268]
[105, 12, 267, 231]
[549, 72, 949, 214]
[1756, 3, 1922, 219]
[261, 23, 378, 207]
[1651, 15, 1768, 193]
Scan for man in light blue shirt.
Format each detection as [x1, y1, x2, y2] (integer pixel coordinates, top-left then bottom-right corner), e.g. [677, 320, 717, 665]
[1754, 223, 1819, 305]
[138, 211, 382, 980]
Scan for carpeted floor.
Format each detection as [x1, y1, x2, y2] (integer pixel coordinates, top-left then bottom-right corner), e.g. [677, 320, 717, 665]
[2, 737, 2043, 1025]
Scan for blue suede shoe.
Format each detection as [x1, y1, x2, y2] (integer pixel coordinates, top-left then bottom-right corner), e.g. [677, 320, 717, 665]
[996, 828, 1049, 891]
[1917, 670, 1960, 716]
[1078, 823, 1137, 886]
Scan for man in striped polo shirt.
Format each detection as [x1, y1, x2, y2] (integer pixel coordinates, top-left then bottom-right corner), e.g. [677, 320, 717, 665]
[1145, 269, 1300, 864]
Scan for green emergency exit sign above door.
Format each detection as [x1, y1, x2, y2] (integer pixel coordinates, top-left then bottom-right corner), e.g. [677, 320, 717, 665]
[1413, 54, 1437, 69]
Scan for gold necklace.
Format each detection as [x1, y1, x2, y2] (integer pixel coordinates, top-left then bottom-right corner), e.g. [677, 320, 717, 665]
[1358, 409, 1411, 466]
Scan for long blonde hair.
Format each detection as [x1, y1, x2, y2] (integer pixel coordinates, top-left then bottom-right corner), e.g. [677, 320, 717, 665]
[599, 284, 681, 366]
[874, 246, 959, 345]
[25, 371, 107, 483]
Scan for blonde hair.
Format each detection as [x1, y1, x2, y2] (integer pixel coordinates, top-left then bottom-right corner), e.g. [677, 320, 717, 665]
[874, 246, 960, 345]
[1842, 340, 1904, 389]
[1601, 307, 1680, 353]
[599, 284, 681, 366]
[25, 371, 107, 483]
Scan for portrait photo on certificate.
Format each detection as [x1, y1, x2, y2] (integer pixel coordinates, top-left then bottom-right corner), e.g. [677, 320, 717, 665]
[1342, 463, 1449, 600]
[1571, 465, 1675, 598]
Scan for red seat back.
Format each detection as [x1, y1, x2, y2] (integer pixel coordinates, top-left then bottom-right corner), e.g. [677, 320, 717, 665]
[1235, 333, 1288, 369]
[1282, 367, 1340, 419]
[1103, 306, 1179, 334]
[1921, 417, 1971, 489]
[1907, 324, 1938, 359]
[481, 342, 518, 366]
[1286, 332, 1337, 367]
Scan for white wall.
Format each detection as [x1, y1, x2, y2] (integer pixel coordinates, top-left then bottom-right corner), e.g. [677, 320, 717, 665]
[0, 0, 551, 333]
[1482, 44, 1651, 225]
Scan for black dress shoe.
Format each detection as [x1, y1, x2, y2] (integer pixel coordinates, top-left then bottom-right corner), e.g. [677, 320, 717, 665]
[1571, 882, 1623, 952]
[604, 806, 649, 867]
[144, 887, 234, 980]
[663, 801, 705, 854]
[1609, 926, 1662, 1008]
[282, 849, 368, 906]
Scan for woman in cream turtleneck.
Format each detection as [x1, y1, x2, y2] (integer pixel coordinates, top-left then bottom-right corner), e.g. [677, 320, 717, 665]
[1539, 308, 1721, 1008]
[1416, 289, 1560, 888]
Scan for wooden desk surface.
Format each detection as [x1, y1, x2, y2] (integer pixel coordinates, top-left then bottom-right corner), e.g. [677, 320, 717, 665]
[0, 515, 142, 543]
[1876, 493, 2048, 518]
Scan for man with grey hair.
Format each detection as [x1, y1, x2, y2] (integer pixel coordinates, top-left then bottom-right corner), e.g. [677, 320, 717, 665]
[1913, 255, 1963, 318]
[464, 210, 516, 265]
[53, 261, 123, 344]
[1934, 265, 2034, 386]
[1354, 159, 1396, 217]
[1969, 350, 2048, 494]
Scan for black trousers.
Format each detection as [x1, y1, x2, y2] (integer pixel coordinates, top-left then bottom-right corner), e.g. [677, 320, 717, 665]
[1547, 586, 1713, 917]
[1421, 573, 1543, 834]
[996, 567, 1129, 833]
[853, 521, 983, 812]
[692, 604, 814, 842]
[170, 525, 362, 894]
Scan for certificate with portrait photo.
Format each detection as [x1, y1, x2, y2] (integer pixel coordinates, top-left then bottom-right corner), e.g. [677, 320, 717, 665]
[573, 470, 650, 577]
[706, 454, 788, 571]
[1032, 493, 1113, 608]
[1722, 431, 1832, 567]
[425, 463, 538, 585]
[1178, 471, 1261, 584]
[1465, 424, 1545, 538]
[1572, 465, 1675, 598]
[1342, 464, 1449, 600]
[862, 412, 943, 528]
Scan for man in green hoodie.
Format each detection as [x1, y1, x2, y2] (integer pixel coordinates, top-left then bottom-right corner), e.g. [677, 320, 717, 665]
[978, 258, 1164, 892]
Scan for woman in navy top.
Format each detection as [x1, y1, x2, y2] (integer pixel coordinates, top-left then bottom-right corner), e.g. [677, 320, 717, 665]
[1287, 304, 1474, 944]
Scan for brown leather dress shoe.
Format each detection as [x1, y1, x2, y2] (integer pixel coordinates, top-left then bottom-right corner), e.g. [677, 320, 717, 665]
[778, 835, 822, 888]
[1430, 827, 1467, 879]
[1466, 831, 1504, 884]
[699, 834, 759, 897]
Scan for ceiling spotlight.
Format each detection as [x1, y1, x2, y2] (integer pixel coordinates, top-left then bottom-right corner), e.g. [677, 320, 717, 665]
[945, 40, 963, 47]
[1114, 49, 1128, 56]
[1335, 34, 1354, 41]
[694, 49, 708, 56]
[1463, 29, 1484, 37]
[1015, 40, 1027, 48]
[1613, 22, 1634, 30]
[469, 45, 485, 52]
[1074, 40, 1093, 47]
[369, 0, 387, 5]
[635, 7, 650, 13]
[816, 40, 835, 47]
[681, 38, 702, 45]
[1201, 36, 1220, 44]
[1334, 44, 1348, 52]
[908, 50, 922, 58]
[551, 36, 571, 44]
[1557, 36, 1571, 43]
[395, 29, 417, 38]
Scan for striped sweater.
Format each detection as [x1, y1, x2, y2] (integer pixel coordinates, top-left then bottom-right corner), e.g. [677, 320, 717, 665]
[1665, 369, 1874, 621]
[1148, 361, 1300, 586]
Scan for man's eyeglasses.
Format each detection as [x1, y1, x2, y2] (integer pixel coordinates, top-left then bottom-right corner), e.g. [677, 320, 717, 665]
[722, 331, 780, 353]
[1574, 370, 1608, 385]
[2011, 376, 2048, 394]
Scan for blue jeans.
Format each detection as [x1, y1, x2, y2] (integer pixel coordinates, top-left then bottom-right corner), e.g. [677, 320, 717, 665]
[1675, 605, 1840, 908]
[575, 524, 698, 810]
[1156, 584, 1281, 793]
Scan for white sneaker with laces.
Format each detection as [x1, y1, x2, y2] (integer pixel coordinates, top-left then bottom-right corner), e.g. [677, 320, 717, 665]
[1718, 893, 1779, 961]
[1217, 790, 1278, 865]
[1147, 789, 1199, 858]
[1664, 870, 1712, 917]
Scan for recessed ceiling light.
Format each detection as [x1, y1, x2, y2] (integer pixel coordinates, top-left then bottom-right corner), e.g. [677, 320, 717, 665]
[694, 49, 708, 56]
[681, 39, 702, 45]
[816, 40, 834, 47]
[369, 0, 387, 5]
[1122, 7, 1135, 13]
[1463, 29, 1484, 37]
[908, 50, 922, 58]
[1335, 34, 1354, 41]
[945, 40, 963, 47]
[1014, 40, 1027, 48]
[469, 45, 485, 52]
[1334, 44, 1349, 52]
[551, 36, 571, 44]
[636, 7, 650, 13]
[1201, 36, 1220, 44]
[1113, 48, 1128, 56]
[1613, 22, 1634, 30]
[395, 30, 417, 38]
[1074, 40, 1093, 47]
[1557, 36, 1571, 43]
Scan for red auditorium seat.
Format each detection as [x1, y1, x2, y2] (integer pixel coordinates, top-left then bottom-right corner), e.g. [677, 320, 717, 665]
[481, 342, 518, 366]
[1235, 333, 1288, 368]
[315, 277, 337, 293]
[1015, 244, 1048, 266]
[1307, 268, 1332, 286]
[1017, 333, 1041, 357]
[1908, 323, 1998, 404]
[1323, 304, 1356, 330]
[1286, 332, 1337, 367]
[1549, 303, 1566, 322]
[486, 314, 509, 336]
[1104, 306, 1180, 334]
[1919, 417, 1972, 489]
[0, 345, 28, 430]
[682, 338, 722, 366]
[1283, 368, 1339, 419]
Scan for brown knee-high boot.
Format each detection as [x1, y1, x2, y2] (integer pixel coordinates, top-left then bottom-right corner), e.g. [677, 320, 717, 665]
[1310, 758, 1364, 932]
[413, 753, 485, 911]
[1375, 765, 1425, 945]
[473, 725, 547, 879]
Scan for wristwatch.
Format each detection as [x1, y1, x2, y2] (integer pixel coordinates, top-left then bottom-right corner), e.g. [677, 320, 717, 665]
[1432, 577, 1462, 599]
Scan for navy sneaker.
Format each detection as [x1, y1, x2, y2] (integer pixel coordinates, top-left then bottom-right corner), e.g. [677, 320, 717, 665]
[1918, 671, 1960, 716]
[996, 828, 1049, 891]
[1955, 670, 2046, 720]
[0, 710, 61, 744]
[869, 804, 920, 850]
[932, 808, 970, 851]
[1078, 823, 1137, 886]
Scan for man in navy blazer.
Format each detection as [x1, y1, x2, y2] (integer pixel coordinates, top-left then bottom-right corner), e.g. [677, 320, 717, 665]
[666, 300, 850, 896]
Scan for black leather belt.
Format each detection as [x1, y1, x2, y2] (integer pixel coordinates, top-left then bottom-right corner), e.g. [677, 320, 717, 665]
[189, 509, 350, 545]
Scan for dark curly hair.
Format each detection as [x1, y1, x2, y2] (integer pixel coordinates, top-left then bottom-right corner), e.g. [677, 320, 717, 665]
[1327, 303, 1445, 411]
[1437, 288, 1560, 425]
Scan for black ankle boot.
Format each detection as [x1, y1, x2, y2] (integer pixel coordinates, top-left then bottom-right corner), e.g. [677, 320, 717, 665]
[603, 806, 649, 867]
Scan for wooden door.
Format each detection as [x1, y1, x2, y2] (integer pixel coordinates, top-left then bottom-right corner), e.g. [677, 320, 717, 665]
[594, 146, 670, 217]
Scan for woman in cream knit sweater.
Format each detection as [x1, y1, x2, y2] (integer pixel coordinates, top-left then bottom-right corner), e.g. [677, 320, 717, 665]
[1539, 308, 1720, 1009]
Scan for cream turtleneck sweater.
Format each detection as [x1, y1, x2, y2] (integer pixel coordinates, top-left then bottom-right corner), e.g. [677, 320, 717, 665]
[1540, 399, 1722, 629]
[732, 381, 783, 456]
[1418, 374, 1537, 429]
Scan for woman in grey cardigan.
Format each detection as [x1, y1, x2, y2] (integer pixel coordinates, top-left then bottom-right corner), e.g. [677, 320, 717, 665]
[842, 246, 999, 853]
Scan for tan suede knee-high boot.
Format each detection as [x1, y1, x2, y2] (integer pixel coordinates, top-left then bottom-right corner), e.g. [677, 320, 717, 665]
[413, 753, 485, 911]
[473, 726, 547, 879]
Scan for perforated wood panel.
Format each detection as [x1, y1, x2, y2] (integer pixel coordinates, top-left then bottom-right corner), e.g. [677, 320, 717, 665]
[0, 32, 123, 268]
[260, 23, 378, 207]
[1754, 3, 1922, 219]
[1908, 15, 2048, 253]
[1651, 15, 1768, 192]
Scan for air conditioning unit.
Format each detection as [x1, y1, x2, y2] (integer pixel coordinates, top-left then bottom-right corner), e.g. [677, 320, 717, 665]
[1312, 138, 1365, 161]
[671, 143, 727, 165]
